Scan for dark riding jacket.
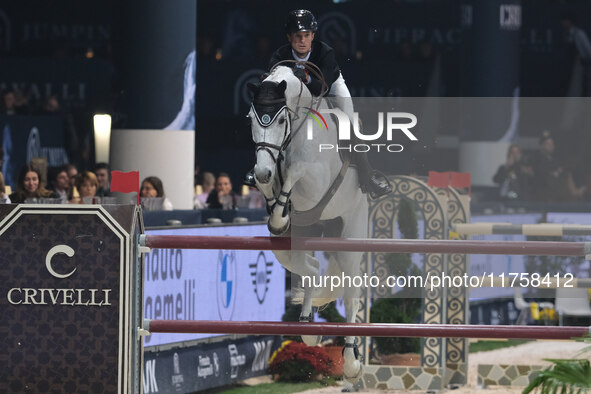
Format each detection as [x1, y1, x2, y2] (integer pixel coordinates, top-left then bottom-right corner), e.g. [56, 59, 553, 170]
[268, 40, 341, 96]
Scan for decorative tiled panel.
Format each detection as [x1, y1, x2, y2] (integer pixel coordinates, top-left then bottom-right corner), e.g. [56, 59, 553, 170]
[361, 366, 444, 390]
[445, 362, 468, 386]
[477, 364, 544, 387]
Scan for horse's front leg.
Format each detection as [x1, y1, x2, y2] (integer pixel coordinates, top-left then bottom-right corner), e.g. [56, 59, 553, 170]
[298, 252, 322, 346]
[255, 180, 277, 216]
[343, 296, 363, 384]
[267, 173, 295, 236]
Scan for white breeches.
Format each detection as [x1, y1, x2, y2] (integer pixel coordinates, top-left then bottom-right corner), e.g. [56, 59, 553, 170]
[329, 73, 355, 121]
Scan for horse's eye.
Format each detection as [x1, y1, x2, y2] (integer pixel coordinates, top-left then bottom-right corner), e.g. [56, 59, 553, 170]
[278, 117, 286, 125]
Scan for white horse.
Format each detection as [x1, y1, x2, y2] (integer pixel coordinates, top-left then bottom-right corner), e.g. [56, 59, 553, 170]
[248, 65, 368, 383]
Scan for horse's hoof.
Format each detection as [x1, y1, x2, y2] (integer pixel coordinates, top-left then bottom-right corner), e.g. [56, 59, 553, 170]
[301, 335, 322, 346]
[344, 361, 363, 384]
[268, 218, 290, 236]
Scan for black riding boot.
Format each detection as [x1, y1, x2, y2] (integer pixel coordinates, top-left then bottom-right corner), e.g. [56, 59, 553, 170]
[352, 150, 392, 199]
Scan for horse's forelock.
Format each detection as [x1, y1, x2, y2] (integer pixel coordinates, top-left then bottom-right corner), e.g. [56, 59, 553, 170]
[252, 81, 287, 126]
[256, 81, 284, 102]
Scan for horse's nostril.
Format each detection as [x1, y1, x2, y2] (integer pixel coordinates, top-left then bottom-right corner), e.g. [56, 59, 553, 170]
[255, 169, 270, 184]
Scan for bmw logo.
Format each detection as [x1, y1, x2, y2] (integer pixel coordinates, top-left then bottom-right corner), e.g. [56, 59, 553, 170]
[217, 250, 237, 320]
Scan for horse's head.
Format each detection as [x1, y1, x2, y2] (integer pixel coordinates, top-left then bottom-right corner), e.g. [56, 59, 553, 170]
[247, 78, 291, 185]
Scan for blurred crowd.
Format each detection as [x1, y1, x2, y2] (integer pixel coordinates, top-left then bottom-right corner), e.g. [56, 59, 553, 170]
[193, 169, 264, 210]
[0, 149, 265, 212]
[492, 131, 589, 202]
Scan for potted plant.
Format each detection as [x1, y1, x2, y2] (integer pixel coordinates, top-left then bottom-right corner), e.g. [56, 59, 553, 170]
[268, 341, 333, 382]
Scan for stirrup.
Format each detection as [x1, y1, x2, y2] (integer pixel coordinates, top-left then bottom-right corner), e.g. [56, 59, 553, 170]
[243, 168, 256, 187]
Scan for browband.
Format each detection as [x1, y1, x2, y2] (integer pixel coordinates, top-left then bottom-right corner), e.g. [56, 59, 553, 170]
[251, 104, 287, 127]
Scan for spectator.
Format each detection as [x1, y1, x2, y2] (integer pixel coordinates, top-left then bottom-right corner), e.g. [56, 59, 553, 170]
[9, 164, 57, 203]
[1, 90, 21, 115]
[94, 162, 111, 197]
[65, 164, 78, 187]
[140, 176, 173, 211]
[64, 163, 79, 200]
[207, 173, 236, 209]
[531, 131, 562, 200]
[39, 95, 78, 161]
[71, 171, 98, 204]
[47, 165, 70, 203]
[530, 131, 584, 201]
[0, 171, 10, 203]
[492, 144, 533, 200]
[194, 171, 215, 209]
[248, 186, 265, 209]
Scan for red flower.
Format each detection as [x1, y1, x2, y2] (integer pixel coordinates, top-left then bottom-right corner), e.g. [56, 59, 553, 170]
[269, 341, 333, 381]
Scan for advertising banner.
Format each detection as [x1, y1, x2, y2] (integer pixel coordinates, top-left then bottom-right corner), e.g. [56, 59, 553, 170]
[143, 335, 281, 394]
[0, 205, 139, 393]
[144, 224, 285, 346]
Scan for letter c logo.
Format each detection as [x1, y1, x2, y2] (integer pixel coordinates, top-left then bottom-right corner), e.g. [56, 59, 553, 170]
[45, 245, 76, 278]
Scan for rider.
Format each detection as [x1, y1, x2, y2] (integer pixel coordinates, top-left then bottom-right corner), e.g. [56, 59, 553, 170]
[244, 9, 392, 199]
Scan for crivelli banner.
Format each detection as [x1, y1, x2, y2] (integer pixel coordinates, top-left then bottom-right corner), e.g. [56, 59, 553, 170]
[143, 224, 285, 347]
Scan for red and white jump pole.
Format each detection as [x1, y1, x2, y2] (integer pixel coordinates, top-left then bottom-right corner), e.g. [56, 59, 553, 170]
[144, 319, 590, 340]
[139, 235, 591, 256]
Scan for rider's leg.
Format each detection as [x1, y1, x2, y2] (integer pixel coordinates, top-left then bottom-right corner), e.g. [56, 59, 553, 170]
[330, 75, 391, 198]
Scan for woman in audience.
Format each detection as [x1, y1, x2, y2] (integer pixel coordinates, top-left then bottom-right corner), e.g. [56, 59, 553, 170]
[9, 164, 57, 203]
[0, 171, 11, 203]
[206, 173, 236, 209]
[194, 171, 215, 209]
[140, 176, 173, 210]
[70, 171, 98, 203]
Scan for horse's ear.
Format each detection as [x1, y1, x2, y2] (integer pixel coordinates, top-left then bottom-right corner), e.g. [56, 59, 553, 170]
[247, 82, 260, 94]
[277, 80, 287, 94]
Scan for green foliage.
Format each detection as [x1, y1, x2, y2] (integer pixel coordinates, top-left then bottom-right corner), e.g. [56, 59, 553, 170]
[522, 358, 591, 394]
[318, 301, 345, 323]
[469, 339, 528, 353]
[370, 298, 421, 354]
[282, 303, 301, 322]
[522, 341, 591, 394]
[318, 301, 346, 346]
[397, 198, 418, 239]
[369, 198, 421, 355]
[281, 303, 303, 342]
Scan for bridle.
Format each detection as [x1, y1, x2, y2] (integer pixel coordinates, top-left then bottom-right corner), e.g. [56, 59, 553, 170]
[251, 98, 297, 189]
[251, 62, 341, 221]
[251, 60, 327, 179]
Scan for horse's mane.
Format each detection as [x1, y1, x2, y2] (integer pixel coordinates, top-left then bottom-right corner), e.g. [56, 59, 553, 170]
[266, 66, 312, 100]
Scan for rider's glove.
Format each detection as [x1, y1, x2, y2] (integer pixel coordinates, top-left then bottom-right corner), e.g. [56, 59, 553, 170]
[293, 68, 310, 84]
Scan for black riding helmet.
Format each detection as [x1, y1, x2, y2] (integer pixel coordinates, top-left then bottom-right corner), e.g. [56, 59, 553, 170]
[285, 9, 318, 34]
